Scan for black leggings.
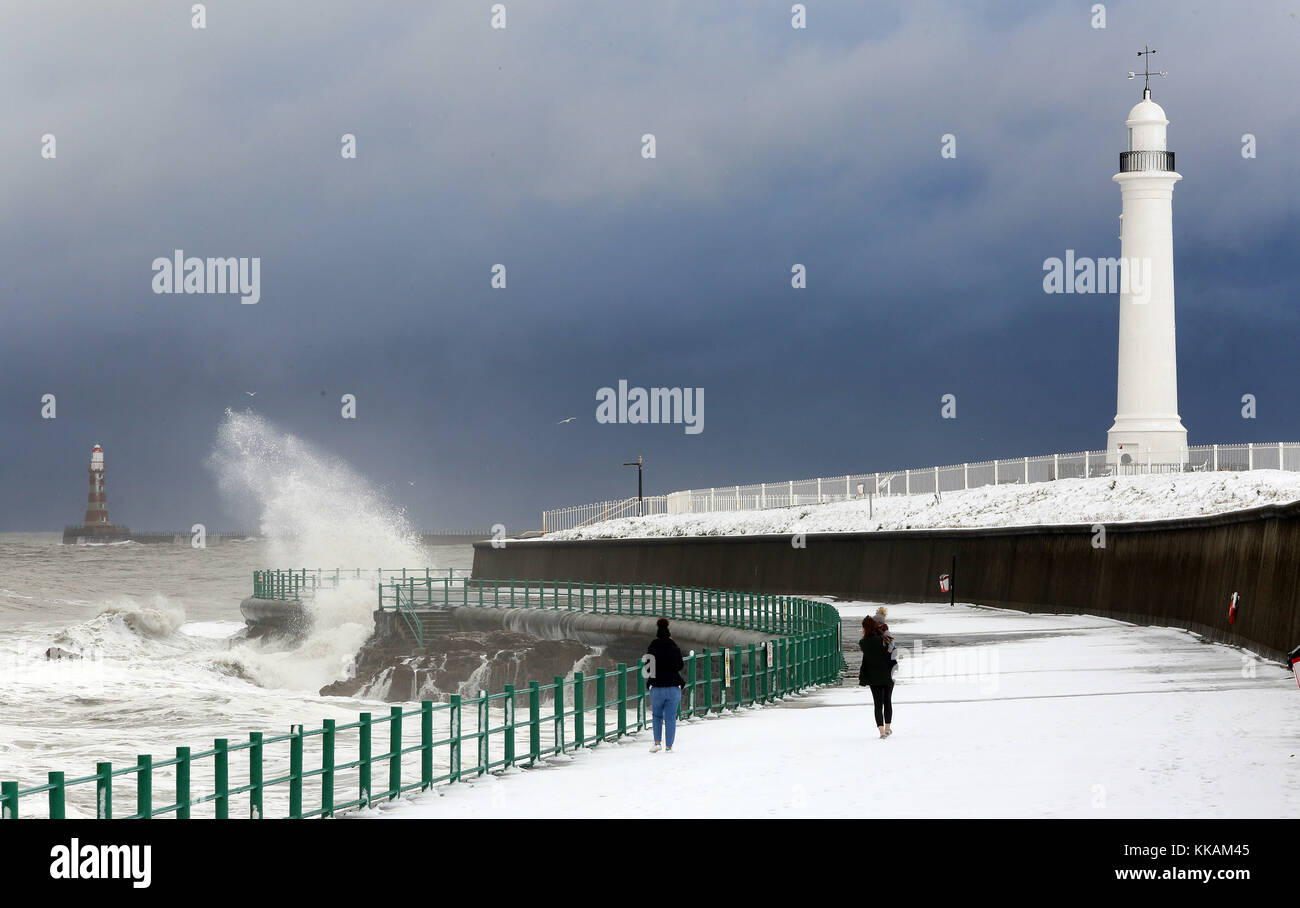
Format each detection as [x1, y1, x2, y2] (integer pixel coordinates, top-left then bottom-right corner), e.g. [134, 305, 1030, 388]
[870, 682, 894, 727]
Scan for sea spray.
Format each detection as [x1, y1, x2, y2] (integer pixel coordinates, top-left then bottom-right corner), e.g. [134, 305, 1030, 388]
[208, 409, 425, 569]
[216, 578, 378, 692]
[206, 410, 429, 691]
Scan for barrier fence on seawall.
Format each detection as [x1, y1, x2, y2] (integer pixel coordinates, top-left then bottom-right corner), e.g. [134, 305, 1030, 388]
[251, 567, 472, 601]
[540, 442, 1300, 533]
[0, 577, 844, 819]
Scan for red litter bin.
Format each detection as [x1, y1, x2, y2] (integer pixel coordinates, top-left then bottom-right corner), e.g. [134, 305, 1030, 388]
[1288, 646, 1300, 690]
[939, 574, 951, 593]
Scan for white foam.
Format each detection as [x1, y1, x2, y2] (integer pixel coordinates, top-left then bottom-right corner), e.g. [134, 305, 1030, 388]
[208, 409, 425, 569]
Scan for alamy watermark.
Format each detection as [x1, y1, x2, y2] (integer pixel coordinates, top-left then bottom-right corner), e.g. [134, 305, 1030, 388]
[596, 380, 703, 435]
[1043, 250, 1150, 303]
[151, 250, 260, 304]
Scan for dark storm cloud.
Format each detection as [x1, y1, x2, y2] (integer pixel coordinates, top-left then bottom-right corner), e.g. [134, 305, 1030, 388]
[1, 0, 1297, 532]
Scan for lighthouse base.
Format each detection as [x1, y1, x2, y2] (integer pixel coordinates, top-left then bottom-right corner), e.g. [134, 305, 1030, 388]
[1107, 418, 1188, 468]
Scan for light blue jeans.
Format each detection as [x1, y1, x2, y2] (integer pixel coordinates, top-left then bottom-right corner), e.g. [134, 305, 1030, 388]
[650, 686, 682, 747]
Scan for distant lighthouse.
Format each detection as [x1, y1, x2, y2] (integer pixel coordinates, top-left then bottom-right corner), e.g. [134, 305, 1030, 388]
[84, 444, 111, 527]
[1107, 46, 1188, 466]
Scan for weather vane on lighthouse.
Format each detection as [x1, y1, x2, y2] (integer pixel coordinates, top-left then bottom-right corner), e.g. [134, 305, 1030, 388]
[1128, 45, 1167, 98]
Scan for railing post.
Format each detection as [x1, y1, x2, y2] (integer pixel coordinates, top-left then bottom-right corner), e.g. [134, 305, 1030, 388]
[449, 695, 463, 782]
[553, 675, 566, 752]
[747, 644, 759, 705]
[388, 706, 402, 800]
[137, 754, 152, 819]
[686, 653, 697, 717]
[595, 669, 607, 743]
[616, 664, 628, 737]
[288, 729, 303, 818]
[48, 772, 65, 820]
[1213, 443, 1219, 471]
[528, 681, 541, 764]
[358, 714, 371, 807]
[420, 702, 433, 791]
[765, 643, 774, 701]
[503, 685, 516, 767]
[94, 762, 112, 819]
[214, 740, 228, 819]
[0, 781, 16, 819]
[702, 648, 713, 714]
[321, 721, 335, 816]
[573, 671, 585, 748]
[732, 645, 743, 709]
[637, 663, 647, 729]
[248, 732, 263, 818]
[176, 747, 191, 819]
[477, 691, 490, 776]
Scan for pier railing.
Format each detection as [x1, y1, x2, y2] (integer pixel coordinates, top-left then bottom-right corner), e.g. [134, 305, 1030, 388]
[252, 567, 471, 601]
[1, 578, 842, 819]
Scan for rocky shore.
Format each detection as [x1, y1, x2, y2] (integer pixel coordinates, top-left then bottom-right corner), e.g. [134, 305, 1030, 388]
[320, 629, 624, 702]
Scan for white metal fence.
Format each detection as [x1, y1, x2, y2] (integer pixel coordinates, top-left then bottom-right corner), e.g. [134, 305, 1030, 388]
[540, 442, 1300, 533]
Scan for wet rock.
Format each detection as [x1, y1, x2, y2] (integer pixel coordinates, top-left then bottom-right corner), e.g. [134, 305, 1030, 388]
[44, 646, 81, 660]
[321, 630, 619, 703]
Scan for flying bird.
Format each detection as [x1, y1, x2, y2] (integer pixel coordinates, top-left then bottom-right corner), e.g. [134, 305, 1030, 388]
[557, 417, 576, 424]
[244, 391, 258, 397]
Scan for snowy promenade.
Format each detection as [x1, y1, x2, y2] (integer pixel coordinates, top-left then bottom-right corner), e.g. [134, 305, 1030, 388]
[369, 601, 1300, 819]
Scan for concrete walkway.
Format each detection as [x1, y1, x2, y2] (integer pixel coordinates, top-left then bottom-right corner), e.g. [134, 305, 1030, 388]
[365, 601, 1300, 819]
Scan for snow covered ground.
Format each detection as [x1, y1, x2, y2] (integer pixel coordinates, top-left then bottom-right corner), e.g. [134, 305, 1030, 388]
[362, 600, 1300, 819]
[543, 470, 1300, 539]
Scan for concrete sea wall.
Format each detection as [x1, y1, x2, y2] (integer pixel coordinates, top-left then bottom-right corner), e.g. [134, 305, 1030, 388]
[373, 606, 775, 652]
[472, 503, 1300, 663]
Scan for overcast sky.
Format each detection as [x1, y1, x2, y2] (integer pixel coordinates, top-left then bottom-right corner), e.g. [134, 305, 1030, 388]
[2, 0, 1297, 533]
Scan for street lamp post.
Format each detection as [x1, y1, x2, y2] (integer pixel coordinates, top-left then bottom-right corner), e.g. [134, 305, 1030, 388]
[623, 456, 644, 517]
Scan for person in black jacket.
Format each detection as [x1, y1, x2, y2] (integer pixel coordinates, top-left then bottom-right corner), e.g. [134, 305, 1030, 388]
[644, 617, 686, 752]
[858, 616, 895, 738]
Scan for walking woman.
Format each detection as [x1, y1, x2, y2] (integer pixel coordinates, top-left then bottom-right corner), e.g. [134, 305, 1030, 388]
[645, 617, 685, 752]
[858, 616, 895, 739]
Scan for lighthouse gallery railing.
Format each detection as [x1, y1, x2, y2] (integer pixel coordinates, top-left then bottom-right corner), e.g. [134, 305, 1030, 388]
[1119, 150, 1175, 172]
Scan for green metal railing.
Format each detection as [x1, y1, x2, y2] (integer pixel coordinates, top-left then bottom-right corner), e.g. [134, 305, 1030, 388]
[252, 568, 471, 601]
[392, 585, 425, 648]
[1, 577, 843, 819]
[376, 577, 841, 643]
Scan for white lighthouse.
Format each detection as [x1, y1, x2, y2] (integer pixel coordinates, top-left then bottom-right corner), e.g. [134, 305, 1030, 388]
[1106, 47, 1188, 467]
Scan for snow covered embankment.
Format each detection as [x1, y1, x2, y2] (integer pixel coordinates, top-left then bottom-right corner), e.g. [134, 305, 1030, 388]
[546, 470, 1300, 540]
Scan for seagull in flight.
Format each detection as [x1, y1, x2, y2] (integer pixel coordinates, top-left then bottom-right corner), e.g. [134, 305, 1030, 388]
[244, 391, 258, 397]
[557, 417, 576, 424]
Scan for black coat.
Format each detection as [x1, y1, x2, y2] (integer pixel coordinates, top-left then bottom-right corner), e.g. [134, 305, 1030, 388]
[858, 635, 894, 687]
[645, 636, 685, 687]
